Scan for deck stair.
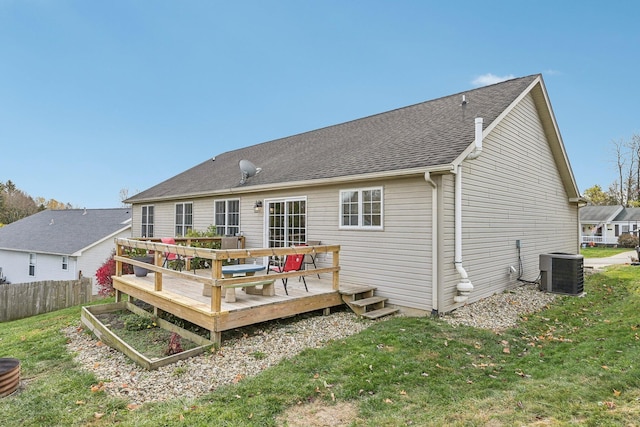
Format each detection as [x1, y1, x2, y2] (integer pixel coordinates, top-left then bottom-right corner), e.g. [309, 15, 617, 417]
[340, 284, 398, 319]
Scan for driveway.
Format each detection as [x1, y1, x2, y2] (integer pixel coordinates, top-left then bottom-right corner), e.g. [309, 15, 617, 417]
[583, 250, 637, 270]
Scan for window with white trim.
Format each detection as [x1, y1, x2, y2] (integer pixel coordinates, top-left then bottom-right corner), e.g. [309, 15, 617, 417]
[141, 205, 154, 238]
[339, 187, 383, 229]
[29, 253, 36, 276]
[62, 256, 68, 271]
[214, 199, 240, 236]
[175, 202, 193, 236]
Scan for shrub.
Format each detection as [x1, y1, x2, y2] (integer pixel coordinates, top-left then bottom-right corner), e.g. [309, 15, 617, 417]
[617, 233, 638, 248]
[95, 250, 132, 297]
[121, 312, 158, 331]
[186, 225, 220, 269]
[165, 332, 184, 355]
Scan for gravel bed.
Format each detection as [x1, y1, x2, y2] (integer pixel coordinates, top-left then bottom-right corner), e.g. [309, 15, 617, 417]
[442, 284, 557, 331]
[64, 285, 554, 405]
[64, 310, 376, 405]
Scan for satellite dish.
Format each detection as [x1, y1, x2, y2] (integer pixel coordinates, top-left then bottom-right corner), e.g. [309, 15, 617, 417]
[239, 159, 262, 184]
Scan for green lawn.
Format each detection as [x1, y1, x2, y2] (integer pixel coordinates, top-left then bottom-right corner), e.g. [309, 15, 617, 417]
[2, 268, 640, 426]
[580, 246, 635, 258]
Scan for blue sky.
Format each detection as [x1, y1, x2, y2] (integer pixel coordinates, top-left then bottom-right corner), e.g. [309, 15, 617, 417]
[1, 1, 638, 208]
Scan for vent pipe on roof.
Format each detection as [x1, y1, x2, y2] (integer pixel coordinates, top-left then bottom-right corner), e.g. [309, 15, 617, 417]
[453, 117, 484, 304]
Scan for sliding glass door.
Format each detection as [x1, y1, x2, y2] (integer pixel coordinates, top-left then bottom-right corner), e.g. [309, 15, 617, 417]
[266, 198, 306, 248]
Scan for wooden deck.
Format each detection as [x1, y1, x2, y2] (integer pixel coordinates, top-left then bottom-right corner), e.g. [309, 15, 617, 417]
[112, 238, 345, 344]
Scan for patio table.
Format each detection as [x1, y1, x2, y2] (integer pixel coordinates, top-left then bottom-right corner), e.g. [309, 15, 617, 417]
[203, 264, 271, 301]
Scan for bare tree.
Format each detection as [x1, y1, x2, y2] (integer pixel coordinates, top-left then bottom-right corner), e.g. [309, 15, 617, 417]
[607, 135, 640, 206]
[629, 133, 640, 204]
[611, 138, 626, 205]
[120, 188, 130, 207]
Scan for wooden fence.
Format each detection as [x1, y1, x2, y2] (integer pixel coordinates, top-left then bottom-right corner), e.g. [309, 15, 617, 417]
[0, 278, 93, 322]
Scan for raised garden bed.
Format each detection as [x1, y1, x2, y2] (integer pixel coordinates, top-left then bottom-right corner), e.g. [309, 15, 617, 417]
[81, 301, 213, 370]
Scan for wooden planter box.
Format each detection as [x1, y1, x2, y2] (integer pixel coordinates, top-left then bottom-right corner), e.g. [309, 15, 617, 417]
[81, 301, 213, 370]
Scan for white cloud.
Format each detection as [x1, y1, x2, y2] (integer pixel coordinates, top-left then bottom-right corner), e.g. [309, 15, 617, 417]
[471, 73, 515, 87]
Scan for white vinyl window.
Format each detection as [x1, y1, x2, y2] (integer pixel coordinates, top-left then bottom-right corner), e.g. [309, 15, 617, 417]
[339, 187, 383, 230]
[29, 253, 36, 276]
[62, 256, 68, 271]
[175, 202, 193, 236]
[141, 205, 154, 238]
[214, 199, 240, 236]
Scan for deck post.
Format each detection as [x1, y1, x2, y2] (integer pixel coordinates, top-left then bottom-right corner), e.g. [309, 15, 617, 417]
[332, 248, 340, 291]
[154, 251, 163, 292]
[115, 240, 123, 276]
[211, 260, 222, 313]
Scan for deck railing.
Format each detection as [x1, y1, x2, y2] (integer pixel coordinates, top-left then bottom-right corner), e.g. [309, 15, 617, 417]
[113, 238, 341, 313]
[132, 236, 246, 250]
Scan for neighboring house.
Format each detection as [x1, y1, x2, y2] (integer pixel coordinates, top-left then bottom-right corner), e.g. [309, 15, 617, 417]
[580, 205, 640, 245]
[0, 208, 132, 293]
[125, 74, 583, 314]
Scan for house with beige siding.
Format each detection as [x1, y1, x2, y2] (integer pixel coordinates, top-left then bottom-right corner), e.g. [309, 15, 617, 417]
[125, 74, 582, 315]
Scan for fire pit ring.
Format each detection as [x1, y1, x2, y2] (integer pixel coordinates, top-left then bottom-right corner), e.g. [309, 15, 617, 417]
[0, 358, 20, 397]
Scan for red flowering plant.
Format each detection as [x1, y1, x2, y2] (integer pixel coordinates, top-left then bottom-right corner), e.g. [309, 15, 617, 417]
[95, 250, 132, 297]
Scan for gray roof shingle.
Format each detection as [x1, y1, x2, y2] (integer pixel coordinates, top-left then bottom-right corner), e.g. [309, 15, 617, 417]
[613, 208, 640, 222]
[128, 75, 539, 202]
[0, 208, 132, 255]
[580, 205, 625, 222]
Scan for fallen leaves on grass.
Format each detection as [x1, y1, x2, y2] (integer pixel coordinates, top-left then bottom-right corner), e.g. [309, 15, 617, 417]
[90, 382, 105, 393]
[602, 401, 616, 410]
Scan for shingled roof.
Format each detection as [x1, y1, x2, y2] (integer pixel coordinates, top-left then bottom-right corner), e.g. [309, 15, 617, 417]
[579, 205, 624, 222]
[127, 75, 543, 203]
[612, 207, 640, 222]
[0, 208, 131, 255]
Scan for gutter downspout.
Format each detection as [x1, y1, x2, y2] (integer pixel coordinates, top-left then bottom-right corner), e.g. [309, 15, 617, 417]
[453, 117, 483, 303]
[424, 171, 439, 315]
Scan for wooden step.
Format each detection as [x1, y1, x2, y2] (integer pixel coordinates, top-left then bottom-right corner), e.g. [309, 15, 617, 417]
[348, 296, 387, 308]
[346, 296, 387, 316]
[339, 284, 376, 295]
[340, 284, 376, 303]
[361, 307, 399, 320]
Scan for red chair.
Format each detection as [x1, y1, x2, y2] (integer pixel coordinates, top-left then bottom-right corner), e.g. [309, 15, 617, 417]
[268, 253, 307, 295]
[161, 237, 182, 270]
[295, 242, 321, 279]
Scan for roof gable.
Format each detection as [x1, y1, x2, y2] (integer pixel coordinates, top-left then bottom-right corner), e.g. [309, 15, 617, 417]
[127, 74, 579, 203]
[0, 208, 132, 255]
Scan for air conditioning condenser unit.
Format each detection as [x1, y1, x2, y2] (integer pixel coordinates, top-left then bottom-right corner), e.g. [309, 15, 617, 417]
[539, 253, 584, 295]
